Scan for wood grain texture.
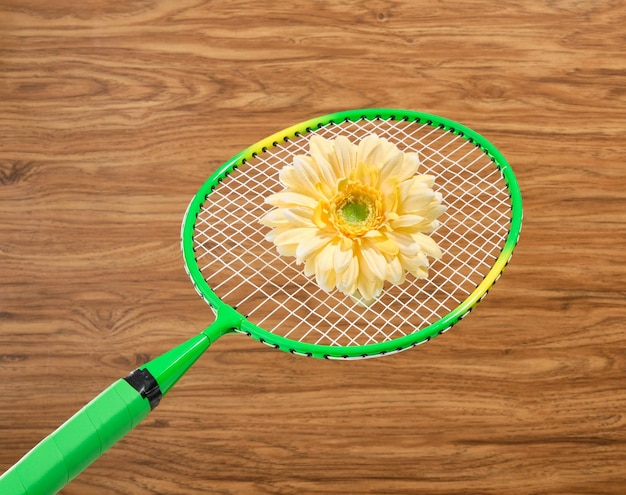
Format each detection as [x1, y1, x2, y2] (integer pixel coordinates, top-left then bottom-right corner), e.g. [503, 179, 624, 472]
[1, 0, 625, 493]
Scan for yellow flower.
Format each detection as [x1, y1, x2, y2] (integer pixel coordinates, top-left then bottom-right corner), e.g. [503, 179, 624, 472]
[260, 134, 445, 305]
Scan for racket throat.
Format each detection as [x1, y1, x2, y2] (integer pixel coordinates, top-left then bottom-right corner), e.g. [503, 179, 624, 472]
[137, 308, 242, 400]
[140, 333, 212, 399]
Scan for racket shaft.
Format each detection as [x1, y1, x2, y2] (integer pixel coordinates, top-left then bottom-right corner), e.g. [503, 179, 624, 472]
[0, 379, 151, 495]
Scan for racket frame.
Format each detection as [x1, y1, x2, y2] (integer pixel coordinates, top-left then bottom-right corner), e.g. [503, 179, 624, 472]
[182, 108, 523, 359]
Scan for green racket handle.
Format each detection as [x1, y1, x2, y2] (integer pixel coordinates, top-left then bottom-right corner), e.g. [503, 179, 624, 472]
[0, 331, 220, 495]
[0, 378, 152, 495]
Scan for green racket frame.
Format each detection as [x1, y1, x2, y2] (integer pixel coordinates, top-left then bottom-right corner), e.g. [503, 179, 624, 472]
[181, 108, 523, 359]
[0, 109, 522, 495]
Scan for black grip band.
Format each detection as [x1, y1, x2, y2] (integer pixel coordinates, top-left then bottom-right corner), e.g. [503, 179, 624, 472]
[123, 368, 162, 410]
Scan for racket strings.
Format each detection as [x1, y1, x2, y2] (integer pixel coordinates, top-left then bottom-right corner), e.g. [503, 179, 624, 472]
[192, 117, 512, 347]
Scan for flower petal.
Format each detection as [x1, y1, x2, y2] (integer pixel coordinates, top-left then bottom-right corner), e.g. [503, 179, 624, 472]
[315, 241, 336, 273]
[359, 240, 387, 281]
[332, 135, 356, 178]
[281, 158, 316, 196]
[316, 266, 336, 293]
[291, 153, 337, 197]
[276, 242, 298, 258]
[295, 231, 335, 262]
[397, 178, 436, 212]
[385, 257, 405, 285]
[272, 227, 318, 246]
[283, 207, 316, 227]
[377, 149, 405, 186]
[314, 243, 338, 292]
[391, 214, 426, 229]
[258, 208, 289, 227]
[309, 135, 340, 186]
[333, 241, 353, 273]
[363, 231, 400, 257]
[356, 275, 377, 305]
[424, 201, 446, 223]
[304, 257, 316, 277]
[313, 201, 329, 228]
[337, 256, 358, 294]
[386, 231, 420, 256]
[260, 207, 315, 228]
[278, 165, 307, 194]
[309, 134, 335, 163]
[398, 251, 429, 279]
[357, 135, 396, 169]
[414, 232, 443, 259]
[399, 152, 420, 180]
[266, 191, 318, 209]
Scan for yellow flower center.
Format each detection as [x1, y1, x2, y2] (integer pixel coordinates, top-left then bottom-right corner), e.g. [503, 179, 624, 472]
[330, 181, 384, 238]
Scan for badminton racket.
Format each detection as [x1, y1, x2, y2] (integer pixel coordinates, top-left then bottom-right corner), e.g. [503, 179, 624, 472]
[0, 109, 522, 494]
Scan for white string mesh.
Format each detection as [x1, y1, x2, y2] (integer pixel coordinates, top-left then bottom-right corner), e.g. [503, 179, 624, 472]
[192, 118, 512, 347]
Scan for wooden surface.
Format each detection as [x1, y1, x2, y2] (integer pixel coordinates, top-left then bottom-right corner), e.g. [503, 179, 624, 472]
[1, 1, 625, 493]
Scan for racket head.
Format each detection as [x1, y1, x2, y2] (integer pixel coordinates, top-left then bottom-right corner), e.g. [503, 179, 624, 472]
[182, 109, 522, 359]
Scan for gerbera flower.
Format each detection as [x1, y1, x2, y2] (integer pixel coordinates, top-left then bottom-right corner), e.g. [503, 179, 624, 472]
[260, 134, 445, 305]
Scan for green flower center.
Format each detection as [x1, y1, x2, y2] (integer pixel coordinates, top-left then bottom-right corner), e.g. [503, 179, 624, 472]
[340, 200, 371, 224]
[330, 182, 384, 237]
